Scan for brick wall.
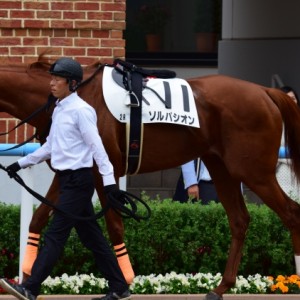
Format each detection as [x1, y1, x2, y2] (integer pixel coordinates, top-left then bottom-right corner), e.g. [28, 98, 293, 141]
[0, 113, 35, 143]
[0, 0, 126, 141]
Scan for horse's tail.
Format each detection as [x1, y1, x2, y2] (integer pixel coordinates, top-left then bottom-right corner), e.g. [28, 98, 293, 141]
[266, 88, 300, 182]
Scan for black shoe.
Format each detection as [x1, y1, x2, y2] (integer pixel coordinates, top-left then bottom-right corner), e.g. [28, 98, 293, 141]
[92, 290, 131, 300]
[0, 278, 36, 300]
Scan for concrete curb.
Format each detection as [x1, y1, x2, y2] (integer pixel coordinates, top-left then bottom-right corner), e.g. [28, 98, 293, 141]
[1, 295, 299, 300]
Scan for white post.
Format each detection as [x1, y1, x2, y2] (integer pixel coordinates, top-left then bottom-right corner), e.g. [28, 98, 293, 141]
[19, 167, 33, 282]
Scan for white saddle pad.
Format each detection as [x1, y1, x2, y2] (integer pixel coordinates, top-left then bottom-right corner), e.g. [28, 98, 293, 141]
[102, 66, 200, 128]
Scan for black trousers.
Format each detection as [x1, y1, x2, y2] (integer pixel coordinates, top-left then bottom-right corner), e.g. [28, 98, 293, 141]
[23, 168, 127, 296]
[198, 180, 219, 205]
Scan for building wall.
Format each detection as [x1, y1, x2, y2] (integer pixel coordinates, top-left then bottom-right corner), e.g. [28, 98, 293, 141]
[220, 0, 300, 90]
[0, 0, 126, 135]
[0, 0, 125, 64]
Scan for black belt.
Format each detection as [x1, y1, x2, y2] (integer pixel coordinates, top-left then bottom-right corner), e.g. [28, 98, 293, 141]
[56, 167, 92, 176]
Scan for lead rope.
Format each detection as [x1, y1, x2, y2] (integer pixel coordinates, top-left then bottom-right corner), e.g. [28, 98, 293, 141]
[0, 94, 57, 152]
[0, 164, 151, 222]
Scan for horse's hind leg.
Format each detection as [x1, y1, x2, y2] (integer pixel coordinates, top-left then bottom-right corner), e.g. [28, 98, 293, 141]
[246, 175, 300, 275]
[202, 156, 250, 300]
[22, 174, 59, 283]
[94, 172, 135, 284]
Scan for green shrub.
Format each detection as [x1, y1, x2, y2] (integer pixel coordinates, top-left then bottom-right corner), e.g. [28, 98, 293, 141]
[124, 200, 293, 276]
[0, 199, 295, 278]
[0, 203, 20, 277]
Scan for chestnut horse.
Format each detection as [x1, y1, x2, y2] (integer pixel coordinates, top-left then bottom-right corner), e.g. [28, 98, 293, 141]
[1, 58, 300, 300]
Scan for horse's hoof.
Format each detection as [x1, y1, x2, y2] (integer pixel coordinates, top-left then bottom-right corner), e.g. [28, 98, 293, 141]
[203, 291, 223, 300]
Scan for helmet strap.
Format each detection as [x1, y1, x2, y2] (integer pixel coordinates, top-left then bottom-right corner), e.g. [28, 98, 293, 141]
[67, 79, 78, 92]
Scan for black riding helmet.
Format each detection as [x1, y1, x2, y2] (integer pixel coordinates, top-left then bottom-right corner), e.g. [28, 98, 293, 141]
[49, 57, 83, 92]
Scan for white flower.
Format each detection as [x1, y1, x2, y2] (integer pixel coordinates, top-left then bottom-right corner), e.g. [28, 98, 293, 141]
[40, 272, 275, 295]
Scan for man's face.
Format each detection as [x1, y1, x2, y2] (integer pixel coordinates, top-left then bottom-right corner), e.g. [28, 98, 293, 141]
[50, 75, 70, 100]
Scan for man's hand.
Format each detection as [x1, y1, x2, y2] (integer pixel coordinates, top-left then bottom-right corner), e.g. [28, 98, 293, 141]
[187, 184, 199, 201]
[104, 184, 119, 195]
[6, 162, 21, 178]
[104, 184, 126, 204]
[104, 183, 151, 221]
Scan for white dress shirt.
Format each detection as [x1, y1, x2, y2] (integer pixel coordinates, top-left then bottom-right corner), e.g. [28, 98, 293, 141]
[18, 92, 116, 186]
[181, 159, 212, 189]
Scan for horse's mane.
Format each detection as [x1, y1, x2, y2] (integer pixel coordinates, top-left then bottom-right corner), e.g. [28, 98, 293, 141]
[28, 52, 104, 75]
[0, 51, 106, 76]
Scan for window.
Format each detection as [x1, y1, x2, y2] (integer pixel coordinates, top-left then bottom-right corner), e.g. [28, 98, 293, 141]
[125, 0, 222, 66]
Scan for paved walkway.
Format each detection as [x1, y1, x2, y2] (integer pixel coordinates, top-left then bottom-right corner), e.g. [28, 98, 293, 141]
[0, 295, 299, 300]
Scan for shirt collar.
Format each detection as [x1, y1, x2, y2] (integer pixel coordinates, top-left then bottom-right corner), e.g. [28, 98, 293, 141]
[56, 92, 78, 107]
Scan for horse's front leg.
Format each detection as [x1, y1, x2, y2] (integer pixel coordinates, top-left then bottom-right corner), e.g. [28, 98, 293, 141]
[22, 174, 59, 283]
[202, 158, 250, 300]
[204, 193, 249, 300]
[94, 172, 135, 284]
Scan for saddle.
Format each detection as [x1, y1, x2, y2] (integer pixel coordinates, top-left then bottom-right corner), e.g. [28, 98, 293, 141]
[112, 59, 176, 106]
[112, 59, 176, 175]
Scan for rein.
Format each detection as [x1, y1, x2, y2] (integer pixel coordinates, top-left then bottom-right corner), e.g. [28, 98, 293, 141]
[0, 163, 151, 221]
[78, 63, 107, 88]
[0, 94, 56, 152]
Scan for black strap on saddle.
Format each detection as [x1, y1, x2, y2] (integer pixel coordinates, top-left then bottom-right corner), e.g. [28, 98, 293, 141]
[114, 59, 176, 80]
[113, 59, 176, 174]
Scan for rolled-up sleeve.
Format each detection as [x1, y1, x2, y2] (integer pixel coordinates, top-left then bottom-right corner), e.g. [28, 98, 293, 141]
[181, 160, 197, 189]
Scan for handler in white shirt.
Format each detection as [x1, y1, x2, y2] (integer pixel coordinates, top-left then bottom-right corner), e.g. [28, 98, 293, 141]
[2, 57, 130, 300]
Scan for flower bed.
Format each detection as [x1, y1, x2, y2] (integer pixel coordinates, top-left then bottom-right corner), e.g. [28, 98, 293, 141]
[1, 273, 299, 295]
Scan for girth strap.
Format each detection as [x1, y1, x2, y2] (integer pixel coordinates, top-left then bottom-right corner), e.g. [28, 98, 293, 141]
[127, 71, 143, 175]
[113, 59, 176, 175]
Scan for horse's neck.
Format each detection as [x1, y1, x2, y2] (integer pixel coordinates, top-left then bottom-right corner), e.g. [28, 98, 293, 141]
[0, 68, 50, 124]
